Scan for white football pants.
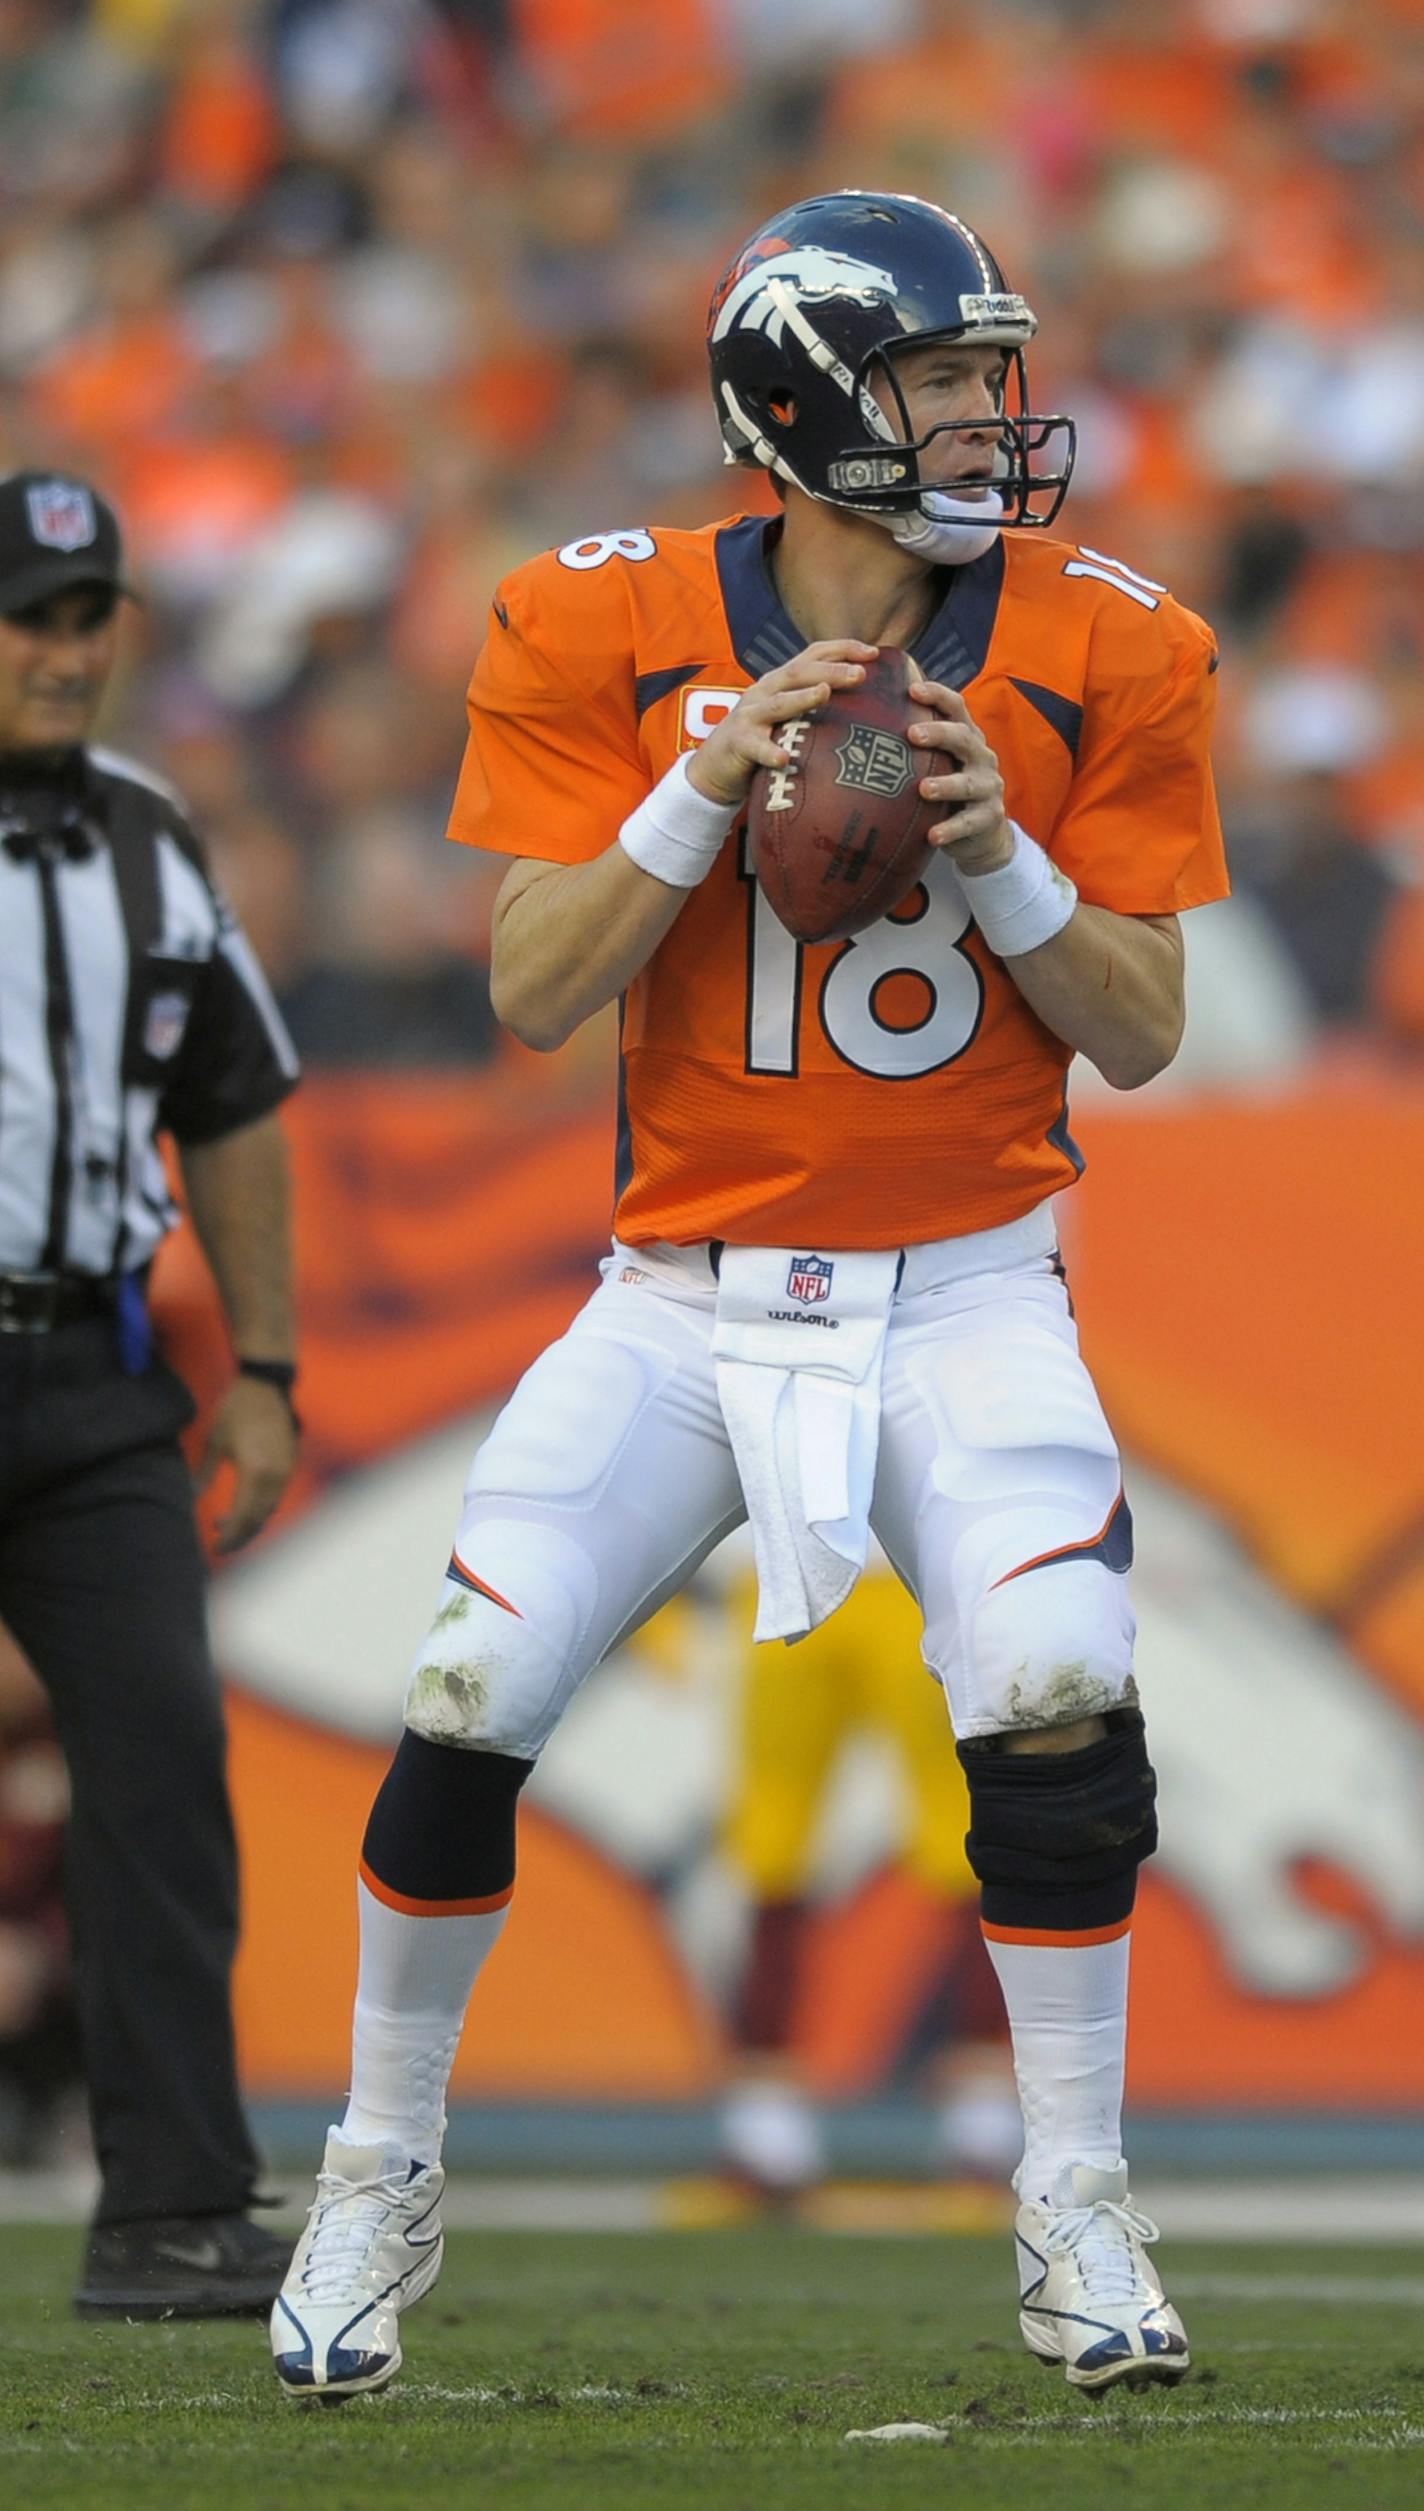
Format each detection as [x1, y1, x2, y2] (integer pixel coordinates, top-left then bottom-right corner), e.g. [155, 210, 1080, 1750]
[402, 1213, 1136, 1759]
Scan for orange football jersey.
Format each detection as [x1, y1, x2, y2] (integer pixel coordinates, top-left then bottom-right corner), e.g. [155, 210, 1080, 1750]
[448, 516, 1226, 1248]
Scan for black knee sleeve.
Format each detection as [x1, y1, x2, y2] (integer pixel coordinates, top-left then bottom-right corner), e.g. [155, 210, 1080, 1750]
[361, 1730, 533, 1906]
[956, 1708, 1157, 1934]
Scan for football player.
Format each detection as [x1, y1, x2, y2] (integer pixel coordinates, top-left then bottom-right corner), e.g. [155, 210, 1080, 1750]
[272, 191, 1224, 2398]
[719, 1558, 1021, 2203]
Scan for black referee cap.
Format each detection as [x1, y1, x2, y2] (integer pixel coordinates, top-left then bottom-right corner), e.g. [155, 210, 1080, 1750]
[0, 471, 134, 617]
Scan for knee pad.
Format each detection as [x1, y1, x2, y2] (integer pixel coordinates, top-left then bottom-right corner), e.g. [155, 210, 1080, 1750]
[967, 1545, 1137, 1735]
[918, 1485, 1138, 1738]
[362, 1730, 533, 1907]
[956, 1708, 1158, 1933]
[403, 1520, 596, 1758]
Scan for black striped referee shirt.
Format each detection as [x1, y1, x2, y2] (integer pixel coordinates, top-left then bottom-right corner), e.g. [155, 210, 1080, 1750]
[0, 744, 298, 1278]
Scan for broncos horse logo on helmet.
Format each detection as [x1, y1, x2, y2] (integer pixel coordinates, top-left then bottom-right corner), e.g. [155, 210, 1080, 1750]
[710, 244, 901, 344]
[707, 191, 1075, 541]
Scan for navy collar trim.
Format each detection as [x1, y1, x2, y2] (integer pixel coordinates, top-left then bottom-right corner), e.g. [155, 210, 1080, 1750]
[714, 516, 1004, 691]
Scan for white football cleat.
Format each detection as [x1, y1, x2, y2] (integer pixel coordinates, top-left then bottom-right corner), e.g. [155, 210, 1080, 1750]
[270, 2131, 445, 2398]
[1015, 2161, 1189, 2391]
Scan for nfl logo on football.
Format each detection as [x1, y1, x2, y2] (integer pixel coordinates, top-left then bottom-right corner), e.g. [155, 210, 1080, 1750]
[834, 725, 913, 799]
[786, 1254, 833, 1306]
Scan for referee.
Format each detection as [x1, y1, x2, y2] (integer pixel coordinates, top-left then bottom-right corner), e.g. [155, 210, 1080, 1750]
[0, 471, 301, 2317]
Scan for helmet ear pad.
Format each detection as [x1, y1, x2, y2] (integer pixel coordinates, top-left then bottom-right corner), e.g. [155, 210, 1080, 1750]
[714, 289, 921, 503]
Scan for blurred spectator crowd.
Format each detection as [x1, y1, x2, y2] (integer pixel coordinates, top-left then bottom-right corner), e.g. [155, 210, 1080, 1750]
[3, 0, 1424, 1065]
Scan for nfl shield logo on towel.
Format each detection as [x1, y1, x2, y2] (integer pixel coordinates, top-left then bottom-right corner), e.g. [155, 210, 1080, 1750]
[786, 1255, 833, 1306]
[25, 480, 97, 552]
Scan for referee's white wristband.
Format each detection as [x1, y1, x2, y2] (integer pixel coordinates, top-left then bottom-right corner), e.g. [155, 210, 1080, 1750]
[618, 756, 739, 888]
[959, 819, 1078, 956]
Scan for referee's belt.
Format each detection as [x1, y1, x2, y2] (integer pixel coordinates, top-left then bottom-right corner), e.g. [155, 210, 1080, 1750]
[0, 1271, 119, 1333]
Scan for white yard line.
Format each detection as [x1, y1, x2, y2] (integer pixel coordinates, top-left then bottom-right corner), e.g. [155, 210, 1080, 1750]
[1136, 2177, 1424, 2243]
[4, 2169, 1423, 2240]
[1173, 2271, 1424, 2305]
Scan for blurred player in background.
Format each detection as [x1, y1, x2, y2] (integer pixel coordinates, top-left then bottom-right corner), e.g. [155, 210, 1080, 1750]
[274, 189, 1225, 2400]
[721, 1561, 1019, 2202]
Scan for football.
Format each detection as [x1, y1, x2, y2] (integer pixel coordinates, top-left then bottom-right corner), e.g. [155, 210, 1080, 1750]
[746, 647, 937, 945]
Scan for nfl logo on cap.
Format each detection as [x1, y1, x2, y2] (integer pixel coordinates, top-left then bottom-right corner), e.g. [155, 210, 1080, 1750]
[25, 480, 97, 554]
[786, 1255, 833, 1306]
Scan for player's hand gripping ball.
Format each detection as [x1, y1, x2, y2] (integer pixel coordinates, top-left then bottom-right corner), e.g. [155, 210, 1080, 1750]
[746, 648, 937, 945]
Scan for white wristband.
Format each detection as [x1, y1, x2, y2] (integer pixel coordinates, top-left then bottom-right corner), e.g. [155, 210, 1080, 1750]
[618, 755, 739, 888]
[958, 819, 1078, 956]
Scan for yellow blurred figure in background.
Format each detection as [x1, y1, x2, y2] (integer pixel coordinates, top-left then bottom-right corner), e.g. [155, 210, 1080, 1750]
[720, 1565, 1020, 2200]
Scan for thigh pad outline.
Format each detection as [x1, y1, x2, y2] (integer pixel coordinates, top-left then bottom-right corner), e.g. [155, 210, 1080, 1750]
[880, 1282, 1135, 1737]
[919, 1301, 1119, 1508]
[409, 1284, 733, 1759]
[468, 1321, 680, 1514]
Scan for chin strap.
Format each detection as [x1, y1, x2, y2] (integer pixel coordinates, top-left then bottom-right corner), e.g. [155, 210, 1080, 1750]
[877, 485, 1005, 568]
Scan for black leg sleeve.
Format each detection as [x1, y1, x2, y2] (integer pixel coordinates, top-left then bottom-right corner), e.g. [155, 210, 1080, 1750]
[957, 1710, 1158, 1935]
[361, 1730, 534, 1906]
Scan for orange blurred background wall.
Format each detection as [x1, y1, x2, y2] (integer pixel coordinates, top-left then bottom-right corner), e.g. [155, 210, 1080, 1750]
[152, 1055, 1424, 2116]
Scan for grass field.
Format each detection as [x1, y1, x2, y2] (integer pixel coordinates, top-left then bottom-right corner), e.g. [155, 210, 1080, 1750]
[5, 2222, 1424, 2510]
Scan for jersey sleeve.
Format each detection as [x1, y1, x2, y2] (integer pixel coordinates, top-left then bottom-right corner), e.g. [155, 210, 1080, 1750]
[1045, 608, 1228, 917]
[446, 554, 649, 865]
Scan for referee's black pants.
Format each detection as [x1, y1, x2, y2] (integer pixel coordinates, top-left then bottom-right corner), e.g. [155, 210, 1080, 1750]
[0, 1318, 259, 2226]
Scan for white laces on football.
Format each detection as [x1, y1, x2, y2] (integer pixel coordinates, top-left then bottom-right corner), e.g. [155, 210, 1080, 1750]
[298, 2171, 410, 2301]
[1043, 2198, 1161, 2306]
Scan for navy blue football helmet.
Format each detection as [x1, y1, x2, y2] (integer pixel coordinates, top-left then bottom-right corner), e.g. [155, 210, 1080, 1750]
[707, 191, 1075, 528]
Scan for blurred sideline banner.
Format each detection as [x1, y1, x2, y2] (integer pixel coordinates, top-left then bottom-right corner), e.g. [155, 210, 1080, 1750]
[154, 1061, 1424, 2113]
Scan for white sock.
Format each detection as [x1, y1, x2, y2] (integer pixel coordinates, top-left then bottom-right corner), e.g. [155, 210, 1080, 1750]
[983, 1930, 1131, 2202]
[340, 1878, 509, 2162]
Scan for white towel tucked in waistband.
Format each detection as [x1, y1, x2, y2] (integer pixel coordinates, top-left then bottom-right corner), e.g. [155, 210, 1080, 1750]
[712, 1245, 900, 1643]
